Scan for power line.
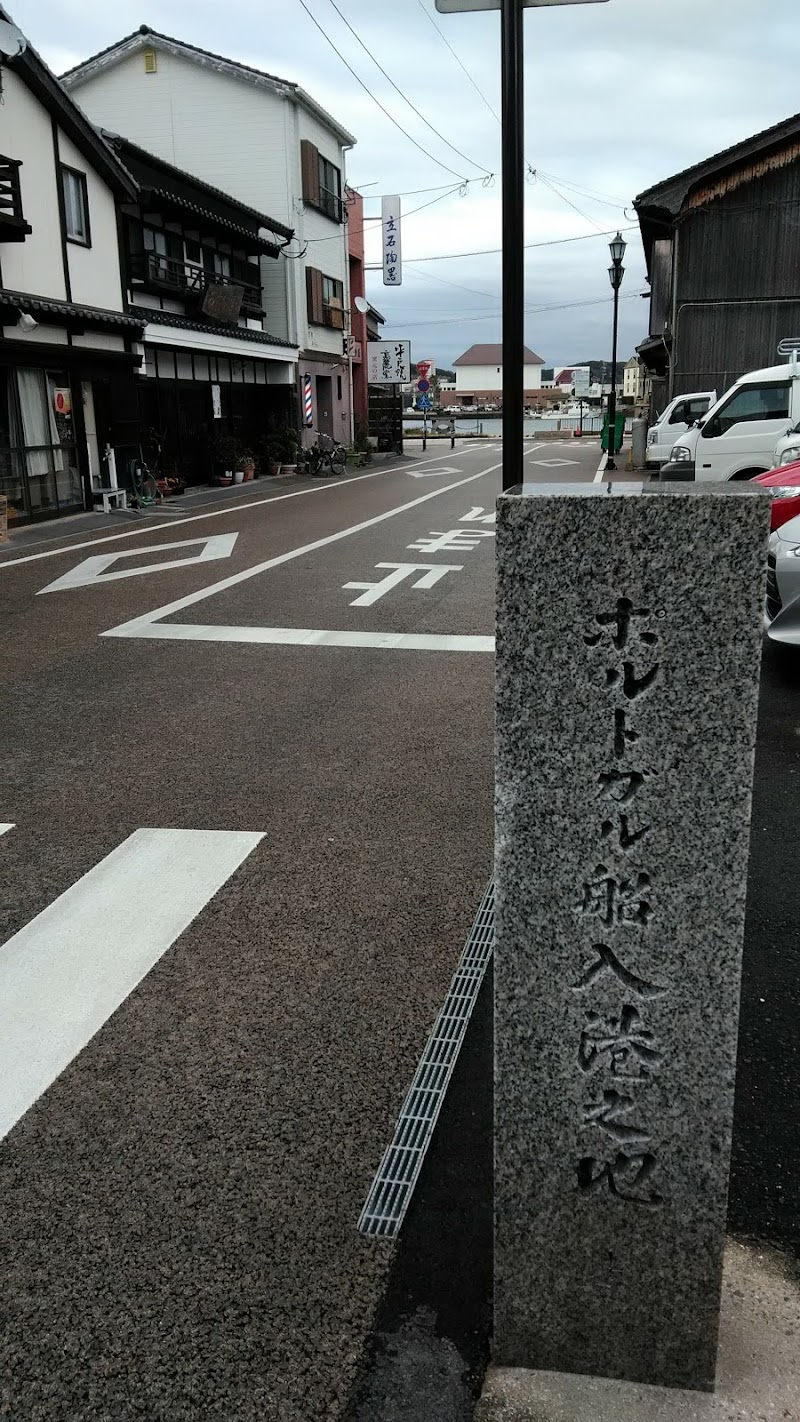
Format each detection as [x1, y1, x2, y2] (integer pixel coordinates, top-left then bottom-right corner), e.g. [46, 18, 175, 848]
[405, 261, 499, 301]
[295, 0, 474, 183]
[303, 184, 465, 243]
[363, 223, 638, 267]
[414, 0, 501, 126]
[321, 0, 494, 178]
[534, 172, 607, 234]
[388, 293, 642, 329]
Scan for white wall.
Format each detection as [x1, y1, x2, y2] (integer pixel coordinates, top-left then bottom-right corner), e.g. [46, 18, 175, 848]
[455, 363, 543, 391]
[68, 47, 351, 356]
[0, 69, 66, 299]
[57, 130, 124, 311]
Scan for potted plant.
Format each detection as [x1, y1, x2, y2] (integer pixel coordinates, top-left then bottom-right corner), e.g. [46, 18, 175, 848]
[210, 433, 239, 486]
[257, 434, 282, 477]
[239, 448, 256, 481]
[276, 426, 301, 475]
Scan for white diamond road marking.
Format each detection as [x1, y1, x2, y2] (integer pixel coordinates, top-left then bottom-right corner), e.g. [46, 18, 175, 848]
[0, 827, 264, 1141]
[0, 824, 14, 837]
[37, 533, 239, 594]
[528, 457, 579, 468]
[343, 562, 464, 607]
[408, 467, 462, 478]
[101, 463, 503, 651]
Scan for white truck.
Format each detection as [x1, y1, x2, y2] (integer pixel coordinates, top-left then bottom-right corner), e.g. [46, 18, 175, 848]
[645, 390, 715, 469]
[660, 362, 800, 481]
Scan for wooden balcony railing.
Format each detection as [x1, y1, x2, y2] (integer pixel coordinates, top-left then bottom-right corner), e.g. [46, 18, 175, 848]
[0, 156, 31, 240]
[129, 252, 263, 316]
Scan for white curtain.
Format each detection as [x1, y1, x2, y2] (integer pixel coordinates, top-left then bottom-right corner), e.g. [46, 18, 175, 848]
[16, 369, 50, 480]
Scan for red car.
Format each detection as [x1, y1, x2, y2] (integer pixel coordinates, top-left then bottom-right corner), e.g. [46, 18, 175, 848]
[752, 460, 800, 530]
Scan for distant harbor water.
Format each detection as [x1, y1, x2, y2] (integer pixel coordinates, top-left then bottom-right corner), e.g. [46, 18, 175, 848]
[402, 414, 626, 436]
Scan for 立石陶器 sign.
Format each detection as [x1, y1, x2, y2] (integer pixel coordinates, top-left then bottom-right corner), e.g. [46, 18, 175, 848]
[368, 340, 411, 385]
[382, 196, 402, 287]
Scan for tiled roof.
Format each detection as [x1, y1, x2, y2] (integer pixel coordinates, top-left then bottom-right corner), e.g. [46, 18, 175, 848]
[453, 343, 544, 366]
[143, 189, 284, 253]
[104, 132, 294, 240]
[62, 26, 356, 146]
[129, 306, 297, 348]
[0, 289, 144, 330]
[635, 110, 800, 212]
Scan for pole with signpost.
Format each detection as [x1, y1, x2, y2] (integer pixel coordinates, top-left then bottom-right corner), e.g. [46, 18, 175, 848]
[435, 0, 610, 491]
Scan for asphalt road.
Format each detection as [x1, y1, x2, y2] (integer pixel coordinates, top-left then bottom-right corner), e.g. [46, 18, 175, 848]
[1, 438, 797, 1422]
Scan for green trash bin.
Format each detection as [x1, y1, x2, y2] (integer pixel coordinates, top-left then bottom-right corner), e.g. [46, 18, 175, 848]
[601, 411, 626, 454]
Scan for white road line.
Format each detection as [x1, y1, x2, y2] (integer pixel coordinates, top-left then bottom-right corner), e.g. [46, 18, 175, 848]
[37, 533, 239, 595]
[112, 626, 495, 651]
[0, 827, 263, 1142]
[103, 461, 505, 641]
[0, 823, 14, 837]
[593, 451, 609, 483]
[0, 446, 495, 570]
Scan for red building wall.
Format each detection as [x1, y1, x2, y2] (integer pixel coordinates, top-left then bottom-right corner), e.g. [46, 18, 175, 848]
[348, 189, 368, 437]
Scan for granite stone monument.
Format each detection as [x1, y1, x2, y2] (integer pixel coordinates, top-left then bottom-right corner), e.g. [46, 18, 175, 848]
[494, 482, 770, 1391]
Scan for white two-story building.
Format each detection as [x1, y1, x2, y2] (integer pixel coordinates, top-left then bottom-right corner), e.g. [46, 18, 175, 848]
[63, 25, 356, 445]
[439, 343, 545, 409]
[0, 9, 143, 524]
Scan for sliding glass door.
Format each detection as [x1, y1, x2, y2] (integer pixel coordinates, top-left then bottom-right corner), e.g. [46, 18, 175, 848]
[0, 367, 82, 524]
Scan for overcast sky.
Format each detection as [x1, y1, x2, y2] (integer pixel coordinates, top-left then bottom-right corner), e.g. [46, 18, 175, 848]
[11, 0, 800, 369]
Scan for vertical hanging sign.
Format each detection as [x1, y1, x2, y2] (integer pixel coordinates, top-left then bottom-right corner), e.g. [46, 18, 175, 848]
[382, 196, 402, 287]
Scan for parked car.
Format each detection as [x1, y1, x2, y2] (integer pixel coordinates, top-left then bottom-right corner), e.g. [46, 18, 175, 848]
[772, 421, 800, 467]
[660, 362, 800, 481]
[752, 462, 800, 530]
[646, 390, 715, 468]
[765, 509, 800, 645]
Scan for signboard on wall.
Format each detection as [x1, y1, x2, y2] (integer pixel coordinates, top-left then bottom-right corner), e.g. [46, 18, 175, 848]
[202, 282, 244, 323]
[211, 383, 222, 419]
[368, 340, 411, 384]
[53, 387, 71, 416]
[382, 196, 402, 287]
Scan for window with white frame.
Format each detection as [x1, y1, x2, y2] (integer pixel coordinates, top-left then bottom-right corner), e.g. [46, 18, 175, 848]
[61, 167, 90, 245]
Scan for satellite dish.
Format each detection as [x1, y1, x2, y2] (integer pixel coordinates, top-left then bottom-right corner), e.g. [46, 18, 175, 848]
[354, 295, 369, 314]
[0, 19, 27, 58]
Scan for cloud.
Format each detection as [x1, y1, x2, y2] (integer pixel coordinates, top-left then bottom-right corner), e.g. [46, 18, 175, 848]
[10, 0, 800, 366]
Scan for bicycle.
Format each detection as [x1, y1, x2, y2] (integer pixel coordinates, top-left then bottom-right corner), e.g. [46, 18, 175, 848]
[128, 428, 166, 509]
[305, 432, 347, 477]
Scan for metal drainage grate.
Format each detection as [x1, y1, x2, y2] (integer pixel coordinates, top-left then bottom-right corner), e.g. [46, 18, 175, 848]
[358, 880, 494, 1239]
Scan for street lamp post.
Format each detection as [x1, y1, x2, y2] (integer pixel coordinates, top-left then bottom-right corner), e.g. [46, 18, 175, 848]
[605, 231, 626, 471]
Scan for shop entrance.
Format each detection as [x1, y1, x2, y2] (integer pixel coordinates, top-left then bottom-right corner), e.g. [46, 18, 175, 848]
[0, 367, 83, 526]
[316, 374, 334, 437]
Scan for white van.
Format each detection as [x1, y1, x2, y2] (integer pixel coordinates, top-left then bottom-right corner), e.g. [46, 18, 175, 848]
[661, 362, 800, 481]
[645, 390, 715, 469]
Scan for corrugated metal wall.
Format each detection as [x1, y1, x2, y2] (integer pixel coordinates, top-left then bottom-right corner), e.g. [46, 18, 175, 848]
[673, 162, 800, 394]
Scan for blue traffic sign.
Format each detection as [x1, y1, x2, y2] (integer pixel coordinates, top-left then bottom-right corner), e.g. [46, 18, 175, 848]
[417, 394, 432, 411]
[417, 378, 431, 393]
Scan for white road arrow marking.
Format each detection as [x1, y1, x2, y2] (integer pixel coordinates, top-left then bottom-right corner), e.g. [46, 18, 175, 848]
[0, 827, 263, 1141]
[343, 562, 463, 607]
[0, 823, 14, 837]
[38, 533, 239, 594]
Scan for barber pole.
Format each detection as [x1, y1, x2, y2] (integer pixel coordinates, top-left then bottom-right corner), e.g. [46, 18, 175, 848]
[303, 374, 314, 427]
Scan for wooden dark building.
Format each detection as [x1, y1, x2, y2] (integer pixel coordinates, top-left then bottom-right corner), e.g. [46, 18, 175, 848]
[635, 112, 800, 416]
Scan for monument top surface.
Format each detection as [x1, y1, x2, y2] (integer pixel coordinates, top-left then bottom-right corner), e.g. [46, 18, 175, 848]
[506, 480, 769, 500]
